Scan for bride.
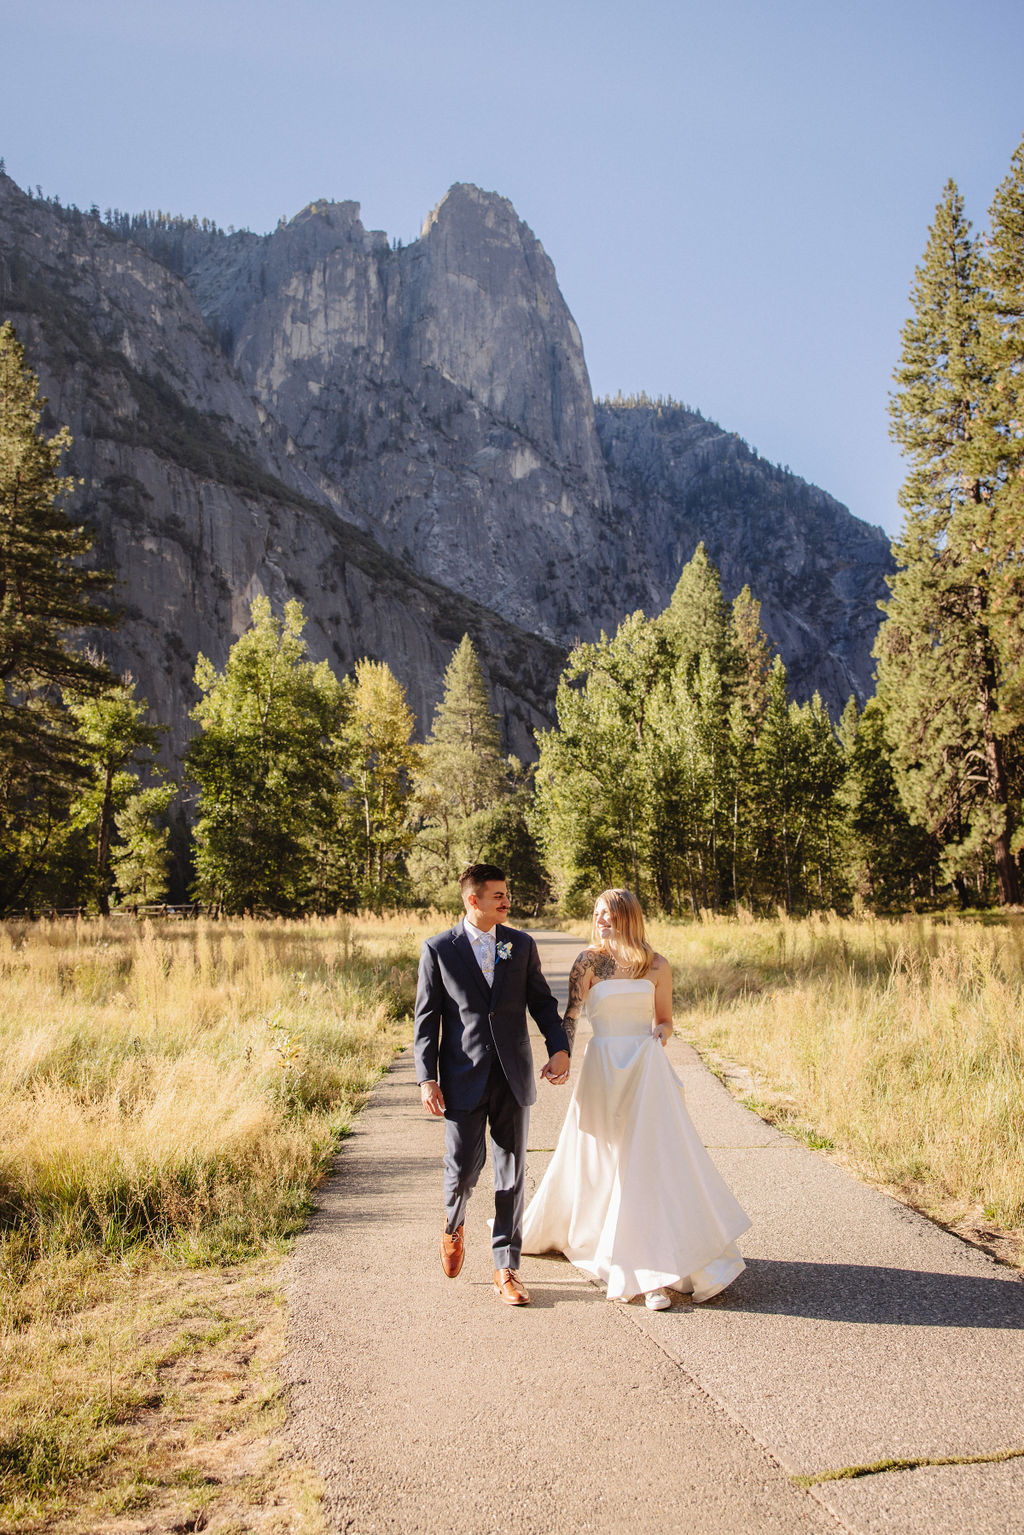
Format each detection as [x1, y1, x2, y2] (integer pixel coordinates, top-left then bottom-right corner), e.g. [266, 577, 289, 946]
[522, 889, 750, 1309]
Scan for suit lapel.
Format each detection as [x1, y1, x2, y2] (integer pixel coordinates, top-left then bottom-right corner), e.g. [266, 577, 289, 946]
[450, 925, 492, 1007]
[488, 924, 512, 1010]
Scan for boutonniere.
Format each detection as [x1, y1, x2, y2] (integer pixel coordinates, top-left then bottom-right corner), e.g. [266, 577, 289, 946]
[495, 941, 513, 962]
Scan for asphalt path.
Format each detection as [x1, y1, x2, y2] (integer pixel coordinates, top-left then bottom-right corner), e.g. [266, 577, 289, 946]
[285, 932, 1024, 1534]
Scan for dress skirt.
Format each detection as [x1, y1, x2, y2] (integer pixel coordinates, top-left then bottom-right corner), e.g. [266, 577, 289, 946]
[521, 979, 750, 1301]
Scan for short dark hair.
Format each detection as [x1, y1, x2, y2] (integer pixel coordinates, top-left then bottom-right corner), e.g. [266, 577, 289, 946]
[459, 862, 506, 897]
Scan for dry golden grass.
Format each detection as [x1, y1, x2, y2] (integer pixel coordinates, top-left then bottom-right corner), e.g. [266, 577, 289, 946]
[0, 911, 439, 1533]
[648, 912, 1024, 1258]
[1, 1250, 327, 1534]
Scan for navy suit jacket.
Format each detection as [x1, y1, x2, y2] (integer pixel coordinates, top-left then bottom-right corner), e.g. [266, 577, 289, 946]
[413, 923, 569, 1114]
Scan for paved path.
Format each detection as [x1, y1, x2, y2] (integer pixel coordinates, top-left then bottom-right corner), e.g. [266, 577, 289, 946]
[285, 933, 1024, 1534]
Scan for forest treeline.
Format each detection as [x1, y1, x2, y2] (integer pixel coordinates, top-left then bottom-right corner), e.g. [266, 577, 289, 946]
[3, 134, 1024, 918]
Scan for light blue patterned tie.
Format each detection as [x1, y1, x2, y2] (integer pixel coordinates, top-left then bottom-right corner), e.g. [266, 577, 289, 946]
[477, 932, 495, 984]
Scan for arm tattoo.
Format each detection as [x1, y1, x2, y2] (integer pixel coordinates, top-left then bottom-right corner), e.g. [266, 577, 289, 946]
[563, 950, 615, 1048]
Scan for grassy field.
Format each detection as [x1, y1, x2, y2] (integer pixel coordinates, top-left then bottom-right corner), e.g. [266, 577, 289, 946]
[0, 913, 439, 1534]
[649, 912, 1024, 1259]
[5, 906, 1022, 1529]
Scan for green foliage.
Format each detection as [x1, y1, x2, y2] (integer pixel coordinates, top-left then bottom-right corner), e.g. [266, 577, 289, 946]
[0, 323, 112, 697]
[111, 782, 177, 905]
[836, 698, 937, 908]
[534, 611, 669, 910]
[188, 598, 348, 914]
[65, 679, 168, 913]
[343, 659, 420, 909]
[878, 162, 1024, 904]
[534, 548, 864, 915]
[418, 633, 504, 818]
[0, 322, 114, 912]
[410, 634, 540, 906]
[979, 137, 1024, 723]
[660, 540, 729, 678]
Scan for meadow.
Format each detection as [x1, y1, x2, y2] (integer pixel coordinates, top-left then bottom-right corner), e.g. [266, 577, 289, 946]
[0, 912, 439, 1533]
[3, 907, 1022, 1531]
[652, 912, 1024, 1254]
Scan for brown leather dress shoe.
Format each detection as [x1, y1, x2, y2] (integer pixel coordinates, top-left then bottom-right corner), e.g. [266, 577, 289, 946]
[440, 1224, 465, 1278]
[494, 1267, 531, 1305]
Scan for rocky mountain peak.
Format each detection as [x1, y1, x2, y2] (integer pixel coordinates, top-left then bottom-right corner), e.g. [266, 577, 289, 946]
[405, 183, 606, 484]
[0, 169, 894, 774]
[421, 181, 522, 238]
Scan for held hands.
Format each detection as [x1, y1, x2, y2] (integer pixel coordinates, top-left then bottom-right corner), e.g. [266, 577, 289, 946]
[541, 1049, 570, 1086]
[420, 1080, 445, 1116]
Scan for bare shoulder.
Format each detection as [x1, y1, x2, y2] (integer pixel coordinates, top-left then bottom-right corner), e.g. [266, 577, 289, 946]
[648, 952, 671, 975]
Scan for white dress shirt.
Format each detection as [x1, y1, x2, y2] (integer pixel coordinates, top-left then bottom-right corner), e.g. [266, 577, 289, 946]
[463, 915, 496, 984]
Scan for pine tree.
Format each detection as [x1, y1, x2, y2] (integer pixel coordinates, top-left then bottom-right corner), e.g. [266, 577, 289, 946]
[752, 657, 801, 911]
[723, 585, 771, 908]
[794, 692, 844, 908]
[660, 542, 730, 678]
[836, 697, 937, 908]
[421, 635, 504, 816]
[187, 598, 345, 914]
[0, 322, 112, 718]
[878, 180, 1021, 904]
[979, 135, 1024, 719]
[0, 322, 113, 911]
[728, 585, 771, 722]
[411, 635, 507, 901]
[534, 613, 672, 908]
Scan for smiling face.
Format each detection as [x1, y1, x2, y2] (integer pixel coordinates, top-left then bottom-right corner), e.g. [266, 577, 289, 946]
[593, 897, 615, 946]
[465, 880, 510, 932]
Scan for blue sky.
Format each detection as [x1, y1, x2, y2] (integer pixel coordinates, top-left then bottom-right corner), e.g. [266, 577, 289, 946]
[3, 0, 1023, 535]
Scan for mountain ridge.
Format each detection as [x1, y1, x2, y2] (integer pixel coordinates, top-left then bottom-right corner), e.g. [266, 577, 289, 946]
[0, 172, 893, 768]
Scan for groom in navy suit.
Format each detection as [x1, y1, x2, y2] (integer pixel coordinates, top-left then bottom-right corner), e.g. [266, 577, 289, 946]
[415, 863, 570, 1305]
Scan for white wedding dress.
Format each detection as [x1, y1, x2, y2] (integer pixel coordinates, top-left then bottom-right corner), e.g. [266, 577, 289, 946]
[522, 979, 750, 1301]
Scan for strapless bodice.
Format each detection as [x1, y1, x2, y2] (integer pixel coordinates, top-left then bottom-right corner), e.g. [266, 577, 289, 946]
[586, 978, 655, 1037]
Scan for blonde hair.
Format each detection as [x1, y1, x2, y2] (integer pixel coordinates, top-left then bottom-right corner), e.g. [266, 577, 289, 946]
[591, 889, 655, 978]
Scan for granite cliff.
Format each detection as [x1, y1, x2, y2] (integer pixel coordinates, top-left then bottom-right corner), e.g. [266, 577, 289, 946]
[0, 175, 564, 763]
[0, 172, 893, 767]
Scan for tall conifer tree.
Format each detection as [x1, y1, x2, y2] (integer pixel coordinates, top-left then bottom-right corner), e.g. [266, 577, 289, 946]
[187, 598, 346, 914]
[411, 634, 507, 900]
[0, 322, 113, 910]
[877, 180, 1021, 903]
[980, 135, 1024, 718]
[660, 542, 730, 678]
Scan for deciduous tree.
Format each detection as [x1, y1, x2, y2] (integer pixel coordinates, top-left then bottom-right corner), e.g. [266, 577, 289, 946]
[344, 659, 419, 908]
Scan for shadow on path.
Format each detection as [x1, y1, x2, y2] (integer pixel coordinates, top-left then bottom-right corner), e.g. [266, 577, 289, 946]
[716, 1257, 1024, 1329]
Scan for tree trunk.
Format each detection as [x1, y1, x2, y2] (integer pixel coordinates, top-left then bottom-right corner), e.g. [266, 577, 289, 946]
[96, 762, 115, 916]
[977, 620, 1020, 904]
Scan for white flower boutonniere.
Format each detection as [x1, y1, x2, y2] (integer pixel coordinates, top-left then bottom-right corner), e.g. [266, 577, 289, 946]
[495, 941, 513, 963]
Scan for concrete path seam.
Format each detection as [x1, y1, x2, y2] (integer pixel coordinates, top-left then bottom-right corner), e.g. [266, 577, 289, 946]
[606, 1291, 856, 1533]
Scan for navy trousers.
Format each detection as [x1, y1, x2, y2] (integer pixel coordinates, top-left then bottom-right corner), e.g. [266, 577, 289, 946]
[443, 1058, 530, 1270]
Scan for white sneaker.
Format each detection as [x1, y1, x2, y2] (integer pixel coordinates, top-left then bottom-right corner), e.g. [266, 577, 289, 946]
[645, 1290, 671, 1311]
